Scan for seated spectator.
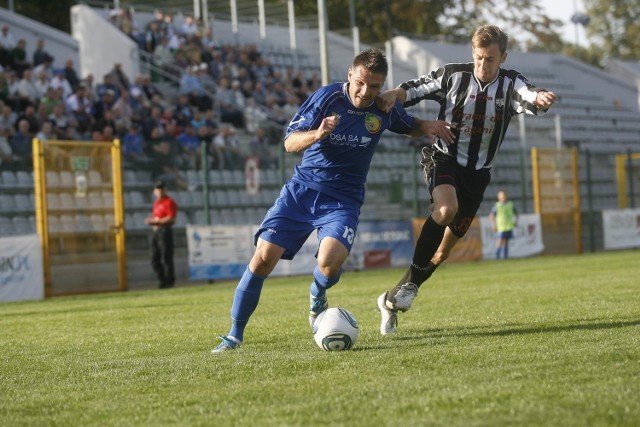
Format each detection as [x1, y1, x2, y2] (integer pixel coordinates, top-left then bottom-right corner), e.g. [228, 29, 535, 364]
[243, 96, 268, 134]
[148, 126, 187, 190]
[0, 25, 16, 50]
[35, 119, 55, 141]
[173, 94, 194, 127]
[190, 108, 206, 130]
[107, 63, 131, 93]
[33, 70, 51, 99]
[0, 104, 16, 136]
[111, 105, 130, 135]
[65, 85, 93, 134]
[203, 108, 219, 138]
[82, 74, 96, 103]
[33, 38, 53, 67]
[0, 44, 12, 72]
[48, 103, 71, 139]
[144, 21, 162, 54]
[15, 68, 39, 109]
[15, 104, 40, 134]
[142, 74, 163, 100]
[179, 65, 211, 111]
[152, 37, 174, 76]
[180, 15, 198, 37]
[0, 126, 19, 168]
[63, 58, 81, 91]
[142, 105, 165, 140]
[9, 118, 33, 168]
[111, 89, 133, 126]
[49, 69, 72, 100]
[249, 127, 277, 170]
[177, 123, 201, 170]
[216, 77, 244, 128]
[32, 55, 54, 82]
[10, 39, 30, 77]
[128, 86, 148, 123]
[101, 124, 115, 142]
[96, 73, 120, 99]
[92, 88, 117, 124]
[212, 124, 243, 170]
[121, 122, 150, 168]
[93, 109, 116, 135]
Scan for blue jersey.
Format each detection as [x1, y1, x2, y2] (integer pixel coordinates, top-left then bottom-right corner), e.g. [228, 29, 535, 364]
[285, 82, 415, 206]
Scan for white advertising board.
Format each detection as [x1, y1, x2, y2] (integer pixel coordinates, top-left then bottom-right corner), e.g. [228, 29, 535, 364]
[186, 225, 319, 280]
[0, 234, 44, 302]
[602, 208, 640, 250]
[479, 213, 545, 259]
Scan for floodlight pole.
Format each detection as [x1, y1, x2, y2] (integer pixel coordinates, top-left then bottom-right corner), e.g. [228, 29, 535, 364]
[193, 0, 200, 20]
[258, 0, 266, 40]
[288, 0, 297, 50]
[385, 40, 394, 90]
[349, 0, 360, 56]
[230, 0, 239, 44]
[317, 0, 329, 85]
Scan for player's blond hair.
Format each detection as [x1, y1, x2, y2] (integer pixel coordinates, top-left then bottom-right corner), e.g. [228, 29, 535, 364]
[472, 25, 509, 53]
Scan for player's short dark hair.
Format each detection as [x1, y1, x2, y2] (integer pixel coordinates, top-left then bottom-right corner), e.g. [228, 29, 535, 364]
[472, 25, 509, 53]
[352, 48, 388, 77]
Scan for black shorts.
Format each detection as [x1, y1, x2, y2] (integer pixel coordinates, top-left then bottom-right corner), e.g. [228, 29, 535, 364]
[421, 147, 491, 238]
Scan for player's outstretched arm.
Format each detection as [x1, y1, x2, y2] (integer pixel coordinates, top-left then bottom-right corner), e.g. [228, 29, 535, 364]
[533, 90, 557, 109]
[284, 115, 338, 153]
[411, 119, 455, 146]
[375, 87, 407, 112]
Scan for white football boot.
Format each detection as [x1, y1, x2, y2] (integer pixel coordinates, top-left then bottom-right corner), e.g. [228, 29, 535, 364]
[377, 292, 398, 335]
[393, 282, 419, 312]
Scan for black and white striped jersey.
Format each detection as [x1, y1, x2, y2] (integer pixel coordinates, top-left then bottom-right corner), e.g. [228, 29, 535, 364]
[400, 63, 547, 170]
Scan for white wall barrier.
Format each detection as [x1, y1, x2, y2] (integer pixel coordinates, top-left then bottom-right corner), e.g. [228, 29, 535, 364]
[479, 214, 545, 259]
[0, 234, 44, 302]
[602, 208, 640, 250]
[186, 220, 414, 280]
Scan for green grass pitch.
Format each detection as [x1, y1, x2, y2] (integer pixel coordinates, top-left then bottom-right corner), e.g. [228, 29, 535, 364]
[1, 250, 638, 426]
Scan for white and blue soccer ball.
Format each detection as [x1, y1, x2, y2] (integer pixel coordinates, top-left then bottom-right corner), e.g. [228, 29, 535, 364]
[312, 307, 359, 351]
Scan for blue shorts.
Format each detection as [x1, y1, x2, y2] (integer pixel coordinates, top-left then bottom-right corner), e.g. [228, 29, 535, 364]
[497, 230, 513, 239]
[255, 181, 360, 260]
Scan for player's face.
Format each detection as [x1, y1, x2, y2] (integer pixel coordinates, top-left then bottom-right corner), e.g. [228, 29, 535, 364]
[347, 65, 385, 109]
[472, 43, 506, 84]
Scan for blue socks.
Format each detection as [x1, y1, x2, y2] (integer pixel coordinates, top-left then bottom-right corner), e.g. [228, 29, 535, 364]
[228, 267, 266, 342]
[310, 266, 341, 298]
[227, 266, 341, 343]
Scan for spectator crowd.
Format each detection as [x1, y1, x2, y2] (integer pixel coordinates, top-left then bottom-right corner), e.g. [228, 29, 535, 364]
[0, 11, 323, 190]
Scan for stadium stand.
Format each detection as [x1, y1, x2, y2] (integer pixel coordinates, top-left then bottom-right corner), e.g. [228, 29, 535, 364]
[0, 2, 639, 287]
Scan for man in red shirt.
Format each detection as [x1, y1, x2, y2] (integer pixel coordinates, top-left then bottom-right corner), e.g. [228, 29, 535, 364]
[145, 180, 178, 288]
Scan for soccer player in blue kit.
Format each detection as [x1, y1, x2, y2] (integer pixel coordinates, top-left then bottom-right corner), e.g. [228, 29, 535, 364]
[212, 48, 454, 352]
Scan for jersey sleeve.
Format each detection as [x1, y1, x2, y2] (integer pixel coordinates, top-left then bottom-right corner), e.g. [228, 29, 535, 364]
[399, 66, 447, 108]
[511, 73, 547, 116]
[284, 85, 334, 139]
[386, 102, 415, 135]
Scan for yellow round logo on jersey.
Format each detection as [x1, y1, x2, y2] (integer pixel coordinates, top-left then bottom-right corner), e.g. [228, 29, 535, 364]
[364, 113, 382, 134]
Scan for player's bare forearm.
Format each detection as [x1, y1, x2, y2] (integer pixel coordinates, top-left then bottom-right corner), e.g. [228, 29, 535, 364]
[284, 116, 338, 152]
[533, 90, 557, 109]
[410, 119, 455, 146]
[376, 87, 406, 112]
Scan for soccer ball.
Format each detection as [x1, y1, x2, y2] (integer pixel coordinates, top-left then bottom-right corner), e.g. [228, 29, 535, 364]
[312, 307, 359, 351]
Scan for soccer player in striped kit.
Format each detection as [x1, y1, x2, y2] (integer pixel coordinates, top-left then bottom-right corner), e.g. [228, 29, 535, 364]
[376, 25, 557, 335]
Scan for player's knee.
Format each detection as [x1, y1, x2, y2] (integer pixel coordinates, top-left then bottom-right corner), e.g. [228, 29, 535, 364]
[432, 204, 457, 224]
[432, 250, 449, 265]
[316, 263, 342, 279]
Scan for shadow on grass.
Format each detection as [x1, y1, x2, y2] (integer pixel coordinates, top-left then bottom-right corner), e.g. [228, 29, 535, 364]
[393, 318, 640, 342]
